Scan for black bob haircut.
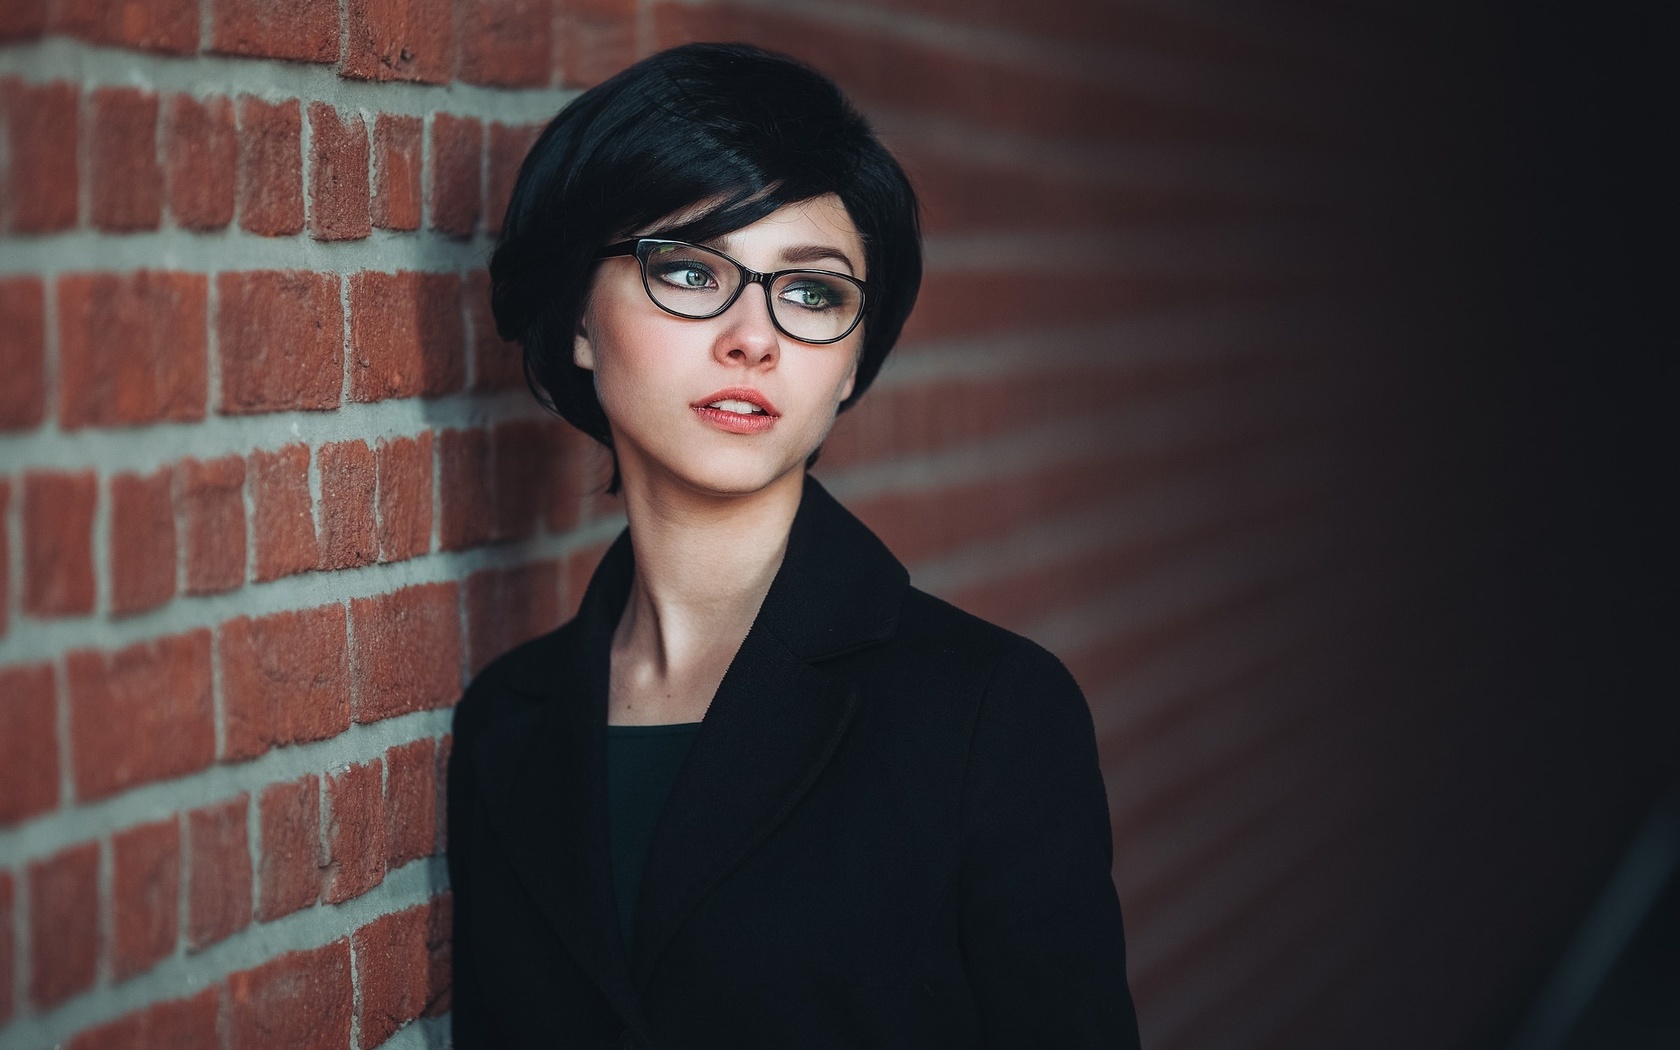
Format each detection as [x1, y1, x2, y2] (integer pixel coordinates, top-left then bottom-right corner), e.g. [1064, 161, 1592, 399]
[489, 42, 923, 490]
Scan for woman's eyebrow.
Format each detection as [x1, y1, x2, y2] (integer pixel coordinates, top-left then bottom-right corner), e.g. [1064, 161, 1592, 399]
[708, 234, 860, 274]
[778, 244, 858, 272]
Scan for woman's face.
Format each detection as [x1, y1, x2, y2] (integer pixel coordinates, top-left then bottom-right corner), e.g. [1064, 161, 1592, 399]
[574, 193, 866, 500]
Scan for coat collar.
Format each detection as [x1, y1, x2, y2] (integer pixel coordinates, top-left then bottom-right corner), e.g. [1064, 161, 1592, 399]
[514, 471, 909, 687]
[473, 474, 908, 1030]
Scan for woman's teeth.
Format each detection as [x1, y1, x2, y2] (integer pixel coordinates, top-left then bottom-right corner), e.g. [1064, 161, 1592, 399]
[707, 399, 766, 415]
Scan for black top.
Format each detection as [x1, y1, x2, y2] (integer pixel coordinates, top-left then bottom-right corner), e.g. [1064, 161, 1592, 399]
[606, 721, 702, 956]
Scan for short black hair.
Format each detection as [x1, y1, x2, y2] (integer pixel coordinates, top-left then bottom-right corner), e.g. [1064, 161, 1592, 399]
[488, 42, 922, 488]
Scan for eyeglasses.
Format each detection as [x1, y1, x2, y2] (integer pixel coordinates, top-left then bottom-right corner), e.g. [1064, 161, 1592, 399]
[595, 238, 868, 345]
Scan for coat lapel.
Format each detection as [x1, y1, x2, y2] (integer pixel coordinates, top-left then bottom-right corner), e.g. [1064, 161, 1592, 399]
[628, 626, 858, 985]
[630, 475, 909, 986]
[471, 528, 649, 1038]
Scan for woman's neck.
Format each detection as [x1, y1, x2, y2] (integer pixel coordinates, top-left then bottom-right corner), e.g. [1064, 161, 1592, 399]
[610, 466, 803, 709]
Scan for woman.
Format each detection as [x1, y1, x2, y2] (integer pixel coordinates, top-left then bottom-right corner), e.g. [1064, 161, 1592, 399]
[449, 42, 1141, 1048]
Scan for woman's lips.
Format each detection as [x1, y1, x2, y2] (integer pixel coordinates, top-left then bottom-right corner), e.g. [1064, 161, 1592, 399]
[693, 405, 778, 434]
[692, 387, 779, 434]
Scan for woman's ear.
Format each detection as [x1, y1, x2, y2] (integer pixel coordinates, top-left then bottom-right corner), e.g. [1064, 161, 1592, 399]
[572, 318, 596, 371]
[838, 353, 858, 403]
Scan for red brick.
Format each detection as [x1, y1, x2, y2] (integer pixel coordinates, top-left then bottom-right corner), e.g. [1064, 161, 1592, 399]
[212, 0, 338, 62]
[371, 113, 422, 231]
[854, 450, 1166, 567]
[344, 0, 454, 83]
[554, 0, 632, 27]
[227, 939, 352, 1050]
[257, 775, 322, 920]
[503, 428, 564, 540]
[111, 817, 179, 980]
[109, 467, 177, 616]
[375, 431, 433, 561]
[68, 987, 220, 1050]
[464, 268, 520, 390]
[0, 663, 58, 824]
[249, 443, 318, 582]
[236, 96, 303, 236]
[0, 277, 46, 428]
[28, 841, 100, 1008]
[164, 94, 236, 230]
[906, 270, 1252, 347]
[348, 270, 465, 401]
[435, 735, 451, 854]
[324, 759, 384, 903]
[458, 0, 550, 87]
[0, 481, 7, 638]
[69, 1010, 144, 1050]
[220, 603, 350, 761]
[308, 103, 370, 240]
[901, 145, 1228, 236]
[186, 795, 252, 949]
[54, 0, 196, 53]
[555, 0, 635, 89]
[424, 892, 452, 1014]
[90, 87, 162, 231]
[353, 903, 430, 1044]
[316, 440, 376, 569]
[23, 470, 96, 617]
[466, 561, 561, 675]
[810, 0, 1241, 55]
[0, 1, 46, 41]
[491, 420, 546, 541]
[3, 79, 78, 231]
[485, 121, 541, 237]
[350, 582, 462, 723]
[142, 988, 220, 1049]
[57, 270, 209, 429]
[437, 428, 491, 550]
[429, 112, 481, 237]
[0, 871, 11, 1022]
[67, 630, 215, 800]
[177, 455, 247, 594]
[384, 737, 437, 866]
[217, 270, 344, 414]
[544, 421, 587, 533]
[656, 4, 1237, 143]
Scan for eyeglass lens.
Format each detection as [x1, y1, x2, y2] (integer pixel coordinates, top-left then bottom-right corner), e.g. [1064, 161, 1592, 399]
[640, 241, 863, 344]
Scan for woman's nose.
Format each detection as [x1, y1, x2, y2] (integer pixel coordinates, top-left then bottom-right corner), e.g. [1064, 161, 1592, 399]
[713, 283, 780, 366]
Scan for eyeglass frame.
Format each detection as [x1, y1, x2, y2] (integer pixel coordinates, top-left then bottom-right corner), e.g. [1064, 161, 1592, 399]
[594, 237, 870, 346]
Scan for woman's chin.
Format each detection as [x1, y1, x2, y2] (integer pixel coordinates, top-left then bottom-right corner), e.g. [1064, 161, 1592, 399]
[632, 448, 809, 502]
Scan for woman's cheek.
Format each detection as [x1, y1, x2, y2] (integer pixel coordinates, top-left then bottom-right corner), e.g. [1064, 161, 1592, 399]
[592, 325, 671, 425]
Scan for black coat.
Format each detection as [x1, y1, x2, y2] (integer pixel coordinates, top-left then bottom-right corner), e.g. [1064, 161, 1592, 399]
[447, 475, 1141, 1048]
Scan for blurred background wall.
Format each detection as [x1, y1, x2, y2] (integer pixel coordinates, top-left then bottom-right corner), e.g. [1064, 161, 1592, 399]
[0, 0, 1668, 1048]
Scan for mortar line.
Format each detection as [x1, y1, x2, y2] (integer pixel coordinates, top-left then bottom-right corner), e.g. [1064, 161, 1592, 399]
[0, 39, 577, 123]
[95, 834, 112, 991]
[90, 467, 110, 621]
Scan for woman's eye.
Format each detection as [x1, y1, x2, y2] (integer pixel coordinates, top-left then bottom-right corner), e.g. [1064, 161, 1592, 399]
[654, 264, 717, 289]
[780, 281, 840, 310]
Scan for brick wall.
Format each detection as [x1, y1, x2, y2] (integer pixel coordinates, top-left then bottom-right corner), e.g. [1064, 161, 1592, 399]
[0, 1, 611, 1045]
[1, 1, 1664, 1048]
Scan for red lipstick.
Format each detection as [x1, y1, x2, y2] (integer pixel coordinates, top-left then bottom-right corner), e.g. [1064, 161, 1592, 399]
[691, 387, 780, 434]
